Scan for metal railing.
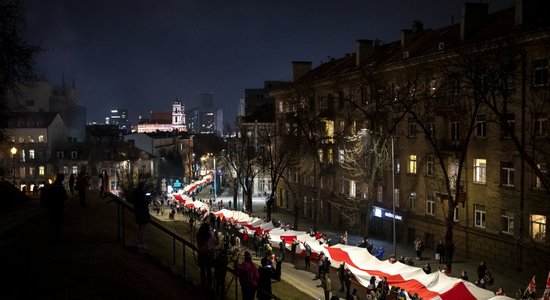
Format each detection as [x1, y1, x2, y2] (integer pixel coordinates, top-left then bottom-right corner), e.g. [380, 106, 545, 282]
[107, 193, 280, 300]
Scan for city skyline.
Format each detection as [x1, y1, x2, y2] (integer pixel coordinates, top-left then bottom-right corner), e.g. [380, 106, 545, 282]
[23, 0, 512, 124]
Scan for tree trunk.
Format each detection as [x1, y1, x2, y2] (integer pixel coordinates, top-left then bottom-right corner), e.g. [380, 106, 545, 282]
[246, 192, 253, 213]
[232, 178, 238, 210]
[266, 195, 274, 221]
[445, 205, 455, 266]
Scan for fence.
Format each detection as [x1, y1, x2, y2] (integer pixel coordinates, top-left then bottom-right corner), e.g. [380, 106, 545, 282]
[107, 193, 280, 300]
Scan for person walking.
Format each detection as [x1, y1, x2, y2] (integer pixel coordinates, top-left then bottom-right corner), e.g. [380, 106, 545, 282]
[42, 174, 68, 242]
[304, 242, 311, 270]
[197, 221, 215, 298]
[68, 173, 75, 196]
[317, 272, 332, 300]
[337, 263, 346, 292]
[344, 268, 352, 299]
[375, 246, 385, 260]
[132, 182, 151, 251]
[257, 257, 273, 300]
[239, 251, 259, 300]
[477, 261, 487, 282]
[75, 171, 88, 207]
[414, 237, 424, 260]
[436, 240, 445, 263]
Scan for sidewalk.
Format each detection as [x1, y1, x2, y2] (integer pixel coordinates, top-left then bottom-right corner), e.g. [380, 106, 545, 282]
[0, 190, 195, 300]
[209, 187, 533, 299]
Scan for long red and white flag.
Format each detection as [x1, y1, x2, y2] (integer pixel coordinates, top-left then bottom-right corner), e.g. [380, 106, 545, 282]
[542, 271, 550, 300]
[525, 275, 536, 297]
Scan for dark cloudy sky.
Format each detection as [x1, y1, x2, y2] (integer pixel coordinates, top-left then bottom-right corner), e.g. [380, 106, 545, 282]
[23, 0, 512, 125]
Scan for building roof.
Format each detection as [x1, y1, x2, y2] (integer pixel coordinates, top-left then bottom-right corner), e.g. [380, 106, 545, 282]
[1, 112, 61, 128]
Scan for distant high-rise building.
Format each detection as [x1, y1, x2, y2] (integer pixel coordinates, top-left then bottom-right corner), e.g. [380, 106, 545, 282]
[108, 108, 128, 125]
[186, 93, 223, 135]
[244, 81, 287, 117]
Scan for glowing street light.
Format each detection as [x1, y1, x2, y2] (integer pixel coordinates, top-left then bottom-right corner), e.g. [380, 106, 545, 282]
[10, 147, 17, 185]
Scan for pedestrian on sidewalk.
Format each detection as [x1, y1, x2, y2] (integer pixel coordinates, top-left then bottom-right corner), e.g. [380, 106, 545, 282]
[42, 174, 68, 242]
[316, 272, 332, 300]
[304, 242, 311, 269]
[344, 268, 352, 299]
[239, 251, 259, 300]
[477, 261, 487, 282]
[436, 240, 445, 263]
[133, 181, 151, 251]
[197, 221, 215, 298]
[375, 246, 384, 260]
[337, 263, 346, 292]
[76, 171, 88, 207]
[257, 257, 273, 300]
[291, 239, 298, 263]
[68, 173, 75, 196]
[414, 237, 424, 260]
[279, 239, 285, 260]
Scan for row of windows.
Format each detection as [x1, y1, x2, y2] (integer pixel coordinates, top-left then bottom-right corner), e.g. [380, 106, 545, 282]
[11, 135, 45, 143]
[399, 114, 547, 139]
[13, 166, 46, 177]
[8, 121, 45, 128]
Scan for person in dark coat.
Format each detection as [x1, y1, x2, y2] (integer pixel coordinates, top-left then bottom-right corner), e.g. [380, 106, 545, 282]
[132, 181, 151, 250]
[477, 261, 487, 282]
[68, 173, 75, 195]
[42, 174, 68, 242]
[75, 171, 88, 206]
[257, 257, 273, 300]
[436, 240, 445, 264]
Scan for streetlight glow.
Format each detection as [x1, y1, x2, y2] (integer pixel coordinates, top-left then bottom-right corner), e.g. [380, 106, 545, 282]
[10, 147, 17, 185]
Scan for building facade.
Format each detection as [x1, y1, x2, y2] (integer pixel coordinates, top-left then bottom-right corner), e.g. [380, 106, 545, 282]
[272, 1, 550, 276]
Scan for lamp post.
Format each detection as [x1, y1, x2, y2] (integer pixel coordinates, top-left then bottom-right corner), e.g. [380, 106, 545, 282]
[391, 136, 396, 257]
[213, 155, 217, 202]
[10, 147, 17, 185]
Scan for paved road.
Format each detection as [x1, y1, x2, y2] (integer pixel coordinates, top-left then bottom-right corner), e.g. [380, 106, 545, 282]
[197, 187, 535, 299]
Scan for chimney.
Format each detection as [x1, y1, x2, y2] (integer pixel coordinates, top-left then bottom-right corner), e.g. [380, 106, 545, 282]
[460, 2, 489, 41]
[356, 39, 380, 67]
[292, 61, 312, 82]
[515, 0, 550, 27]
[401, 21, 423, 48]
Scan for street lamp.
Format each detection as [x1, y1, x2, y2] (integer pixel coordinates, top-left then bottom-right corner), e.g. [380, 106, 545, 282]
[213, 154, 217, 202]
[10, 147, 17, 185]
[391, 136, 396, 257]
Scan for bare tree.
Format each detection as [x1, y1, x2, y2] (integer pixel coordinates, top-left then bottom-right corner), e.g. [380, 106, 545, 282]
[221, 134, 262, 213]
[0, 0, 40, 140]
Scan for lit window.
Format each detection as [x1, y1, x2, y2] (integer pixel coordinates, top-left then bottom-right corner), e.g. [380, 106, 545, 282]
[349, 180, 356, 197]
[501, 209, 514, 235]
[476, 114, 487, 138]
[39, 166, 45, 175]
[394, 157, 400, 174]
[72, 166, 78, 174]
[29, 167, 34, 176]
[408, 155, 417, 174]
[328, 149, 333, 163]
[63, 166, 68, 174]
[426, 156, 434, 176]
[29, 150, 35, 159]
[473, 159, 487, 184]
[426, 194, 435, 215]
[500, 161, 515, 187]
[531, 214, 546, 241]
[19, 167, 26, 178]
[409, 192, 417, 211]
[339, 149, 345, 163]
[474, 204, 486, 228]
[318, 149, 324, 162]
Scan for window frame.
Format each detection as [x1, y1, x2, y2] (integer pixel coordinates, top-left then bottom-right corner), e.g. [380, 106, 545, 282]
[530, 214, 546, 242]
[473, 158, 487, 184]
[500, 209, 514, 235]
[408, 154, 417, 174]
[474, 204, 486, 228]
[426, 193, 435, 216]
[500, 161, 515, 187]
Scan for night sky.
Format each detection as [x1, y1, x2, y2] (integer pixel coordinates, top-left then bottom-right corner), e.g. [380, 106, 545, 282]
[22, 0, 512, 125]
